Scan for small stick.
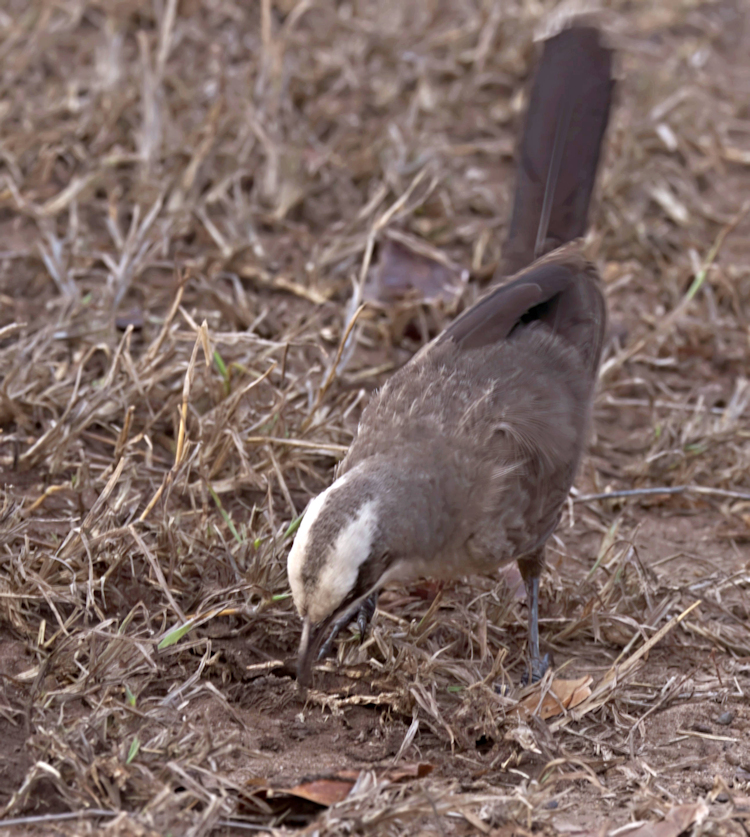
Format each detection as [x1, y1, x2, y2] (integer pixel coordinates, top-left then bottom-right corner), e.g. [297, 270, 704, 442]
[245, 437, 348, 454]
[140, 323, 206, 522]
[575, 485, 750, 503]
[302, 303, 366, 431]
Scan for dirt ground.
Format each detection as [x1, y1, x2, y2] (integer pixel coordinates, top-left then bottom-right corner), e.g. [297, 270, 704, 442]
[1, 1, 750, 835]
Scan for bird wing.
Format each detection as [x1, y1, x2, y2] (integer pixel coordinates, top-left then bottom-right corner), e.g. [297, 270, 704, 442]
[440, 254, 606, 376]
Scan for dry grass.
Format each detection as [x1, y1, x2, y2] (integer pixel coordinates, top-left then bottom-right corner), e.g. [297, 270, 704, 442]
[1, 0, 750, 834]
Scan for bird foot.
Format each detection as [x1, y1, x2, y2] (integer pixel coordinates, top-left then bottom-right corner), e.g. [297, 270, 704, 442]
[521, 653, 551, 686]
[317, 594, 378, 661]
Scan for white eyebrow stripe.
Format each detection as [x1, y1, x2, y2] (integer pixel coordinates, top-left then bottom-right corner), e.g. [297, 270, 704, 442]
[287, 470, 378, 624]
[307, 499, 378, 624]
[287, 486, 331, 614]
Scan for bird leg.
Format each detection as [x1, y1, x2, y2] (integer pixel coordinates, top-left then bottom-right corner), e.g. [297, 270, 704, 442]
[522, 574, 550, 685]
[356, 593, 377, 640]
[317, 593, 378, 661]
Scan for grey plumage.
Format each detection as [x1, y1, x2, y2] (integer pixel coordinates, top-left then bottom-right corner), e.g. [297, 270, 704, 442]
[341, 257, 604, 579]
[287, 23, 614, 687]
[290, 253, 606, 684]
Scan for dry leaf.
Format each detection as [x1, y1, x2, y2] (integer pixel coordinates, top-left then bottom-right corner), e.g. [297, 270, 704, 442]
[248, 764, 434, 809]
[280, 778, 355, 806]
[517, 676, 593, 720]
[498, 562, 526, 600]
[623, 801, 709, 837]
[365, 239, 466, 304]
[384, 763, 434, 782]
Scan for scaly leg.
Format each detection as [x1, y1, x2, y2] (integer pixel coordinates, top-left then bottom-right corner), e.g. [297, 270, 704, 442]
[522, 574, 550, 685]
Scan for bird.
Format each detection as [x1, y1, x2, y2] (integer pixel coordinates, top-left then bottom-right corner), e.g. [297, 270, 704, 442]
[288, 23, 614, 688]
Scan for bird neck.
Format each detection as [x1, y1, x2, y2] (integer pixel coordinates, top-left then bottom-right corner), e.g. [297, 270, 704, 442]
[350, 448, 463, 559]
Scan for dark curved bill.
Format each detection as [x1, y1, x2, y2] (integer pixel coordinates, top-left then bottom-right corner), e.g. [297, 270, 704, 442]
[296, 614, 334, 687]
[296, 589, 381, 687]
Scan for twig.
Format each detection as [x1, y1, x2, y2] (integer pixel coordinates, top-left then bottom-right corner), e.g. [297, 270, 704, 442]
[575, 485, 750, 503]
[0, 810, 117, 828]
[302, 303, 366, 431]
[550, 600, 702, 731]
[216, 820, 273, 832]
[245, 436, 348, 453]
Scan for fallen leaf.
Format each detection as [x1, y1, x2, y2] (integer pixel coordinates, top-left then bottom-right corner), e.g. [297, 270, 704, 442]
[383, 762, 434, 782]
[622, 800, 709, 837]
[517, 676, 593, 720]
[498, 563, 525, 600]
[244, 774, 358, 807]
[278, 778, 354, 806]
[365, 239, 467, 304]
[246, 763, 434, 809]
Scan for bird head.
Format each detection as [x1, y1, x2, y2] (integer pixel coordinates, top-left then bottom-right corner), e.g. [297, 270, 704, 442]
[287, 467, 396, 686]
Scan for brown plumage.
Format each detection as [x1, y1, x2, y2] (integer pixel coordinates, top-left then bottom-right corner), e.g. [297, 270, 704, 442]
[288, 24, 613, 687]
[499, 25, 614, 278]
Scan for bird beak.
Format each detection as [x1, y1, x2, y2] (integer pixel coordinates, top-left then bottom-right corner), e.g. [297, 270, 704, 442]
[296, 588, 383, 687]
[296, 612, 338, 688]
[296, 616, 313, 687]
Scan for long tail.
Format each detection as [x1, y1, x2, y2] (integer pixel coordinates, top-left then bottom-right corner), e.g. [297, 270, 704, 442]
[498, 25, 614, 278]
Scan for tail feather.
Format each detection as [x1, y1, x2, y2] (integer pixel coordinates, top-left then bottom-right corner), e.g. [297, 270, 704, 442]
[499, 25, 614, 278]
